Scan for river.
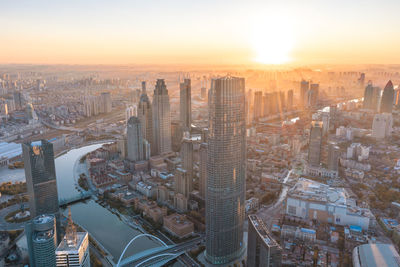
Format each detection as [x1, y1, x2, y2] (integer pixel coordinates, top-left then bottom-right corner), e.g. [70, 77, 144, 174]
[54, 143, 159, 262]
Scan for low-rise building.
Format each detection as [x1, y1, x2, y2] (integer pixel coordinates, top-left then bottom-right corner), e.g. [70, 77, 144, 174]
[285, 178, 374, 230]
[163, 213, 194, 239]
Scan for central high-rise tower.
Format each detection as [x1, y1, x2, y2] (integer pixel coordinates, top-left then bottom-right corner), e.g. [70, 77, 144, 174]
[206, 77, 246, 264]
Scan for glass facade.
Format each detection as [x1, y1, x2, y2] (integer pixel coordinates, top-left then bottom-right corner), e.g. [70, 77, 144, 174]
[205, 77, 246, 264]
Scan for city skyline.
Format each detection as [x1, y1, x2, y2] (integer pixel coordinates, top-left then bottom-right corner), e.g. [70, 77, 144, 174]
[1, 0, 400, 65]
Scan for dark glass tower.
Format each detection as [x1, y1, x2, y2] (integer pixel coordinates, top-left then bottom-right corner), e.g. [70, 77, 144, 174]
[206, 77, 246, 264]
[22, 140, 60, 242]
[23, 140, 59, 217]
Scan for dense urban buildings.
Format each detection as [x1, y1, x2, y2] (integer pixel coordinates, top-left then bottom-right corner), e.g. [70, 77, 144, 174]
[152, 79, 171, 155]
[205, 76, 246, 264]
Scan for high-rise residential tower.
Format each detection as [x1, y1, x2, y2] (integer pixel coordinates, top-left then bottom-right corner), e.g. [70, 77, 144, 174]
[380, 80, 394, 113]
[152, 79, 172, 155]
[308, 121, 323, 167]
[300, 80, 309, 107]
[126, 116, 144, 162]
[180, 79, 192, 132]
[22, 140, 60, 223]
[206, 77, 246, 264]
[327, 142, 340, 172]
[101, 92, 112, 113]
[254, 91, 263, 120]
[137, 81, 153, 155]
[287, 89, 293, 110]
[26, 214, 57, 267]
[180, 138, 193, 192]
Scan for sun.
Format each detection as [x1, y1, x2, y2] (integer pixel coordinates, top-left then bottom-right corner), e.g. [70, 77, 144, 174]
[251, 16, 295, 65]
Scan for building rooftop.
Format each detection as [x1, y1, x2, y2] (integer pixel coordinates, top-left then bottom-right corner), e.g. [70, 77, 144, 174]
[249, 215, 279, 248]
[56, 232, 88, 254]
[353, 243, 400, 267]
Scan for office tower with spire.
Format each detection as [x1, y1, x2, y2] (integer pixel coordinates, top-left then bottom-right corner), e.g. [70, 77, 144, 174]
[56, 208, 90, 267]
[26, 214, 57, 267]
[22, 140, 60, 236]
[206, 77, 246, 264]
[180, 78, 192, 132]
[138, 81, 153, 154]
[152, 79, 172, 155]
[308, 121, 323, 167]
[380, 80, 394, 113]
[127, 116, 144, 162]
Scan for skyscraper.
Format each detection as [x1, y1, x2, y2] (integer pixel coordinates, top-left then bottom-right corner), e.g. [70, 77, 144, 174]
[308, 121, 323, 167]
[206, 77, 246, 264]
[300, 80, 309, 107]
[22, 140, 60, 222]
[101, 92, 112, 113]
[26, 214, 57, 267]
[174, 167, 191, 198]
[327, 143, 340, 172]
[55, 208, 90, 267]
[247, 215, 282, 267]
[254, 91, 263, 120]
[126, 116, 144, 162]
[180, 79, 192, 132]
[263, 93, 270, 117]
[137, 81, 153, 154]
[380, 80, 394, 113]
[372, 113, 393, 139]
[152, 79, 172, 155]
[363, 82, 381, 111]
[199, 143, 207, 199]
[180, 138, 193, 192]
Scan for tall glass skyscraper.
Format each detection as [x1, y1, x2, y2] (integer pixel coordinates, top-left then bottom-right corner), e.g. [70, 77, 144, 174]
[137, 81, 153, 154]
[308, 121, 323, 167]
[22, 140, 59, 218]
[205, 77, 246, 264]
[380, 80, 394, 113]
[152, 79, 171, 155]
[126, 116, 144, 161]
[180, 78, 192, 132]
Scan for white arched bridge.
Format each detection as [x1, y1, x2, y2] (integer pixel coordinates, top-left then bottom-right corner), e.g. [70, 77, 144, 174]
[117, 234, 203, 267]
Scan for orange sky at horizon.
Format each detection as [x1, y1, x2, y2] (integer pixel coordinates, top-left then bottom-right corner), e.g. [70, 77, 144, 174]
[1, 0, 400, 66]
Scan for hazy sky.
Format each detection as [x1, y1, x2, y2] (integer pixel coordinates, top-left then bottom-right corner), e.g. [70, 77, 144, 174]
[1, 0, 400, 65]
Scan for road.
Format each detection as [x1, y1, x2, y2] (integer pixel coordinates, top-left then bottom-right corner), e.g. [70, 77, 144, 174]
[0, 203, 29, 231]
[256, 169, 293, 229]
